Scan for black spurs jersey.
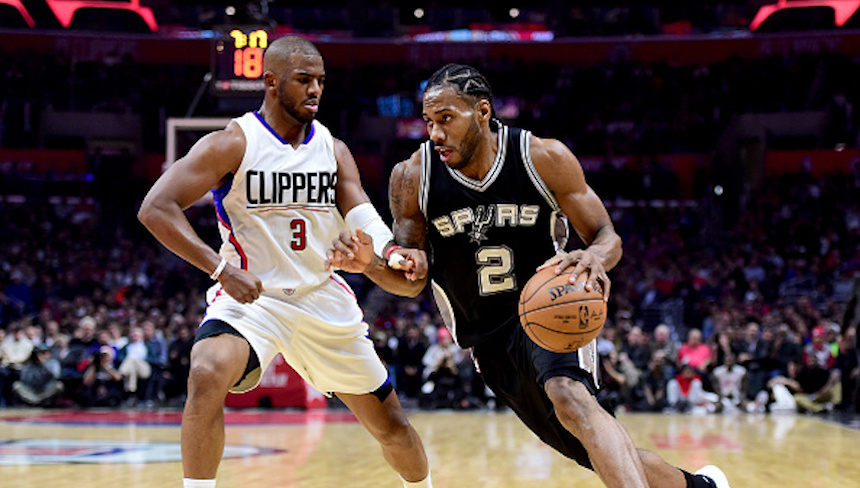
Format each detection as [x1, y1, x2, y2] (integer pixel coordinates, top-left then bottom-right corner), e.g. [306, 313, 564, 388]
[420, 124, 568, 348]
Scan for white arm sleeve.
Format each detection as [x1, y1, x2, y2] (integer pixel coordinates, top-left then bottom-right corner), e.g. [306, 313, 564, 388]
[344, 202, 394, 259]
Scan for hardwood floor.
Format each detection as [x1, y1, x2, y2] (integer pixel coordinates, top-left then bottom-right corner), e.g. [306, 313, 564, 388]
[0, 408, 857, 487]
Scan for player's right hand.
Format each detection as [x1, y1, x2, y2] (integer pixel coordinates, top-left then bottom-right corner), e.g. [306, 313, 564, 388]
[388, 247, 428, 281]
[218, 264, 263, 303]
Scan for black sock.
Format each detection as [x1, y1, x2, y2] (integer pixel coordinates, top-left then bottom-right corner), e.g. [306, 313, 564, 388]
[682, 469, 716, 488]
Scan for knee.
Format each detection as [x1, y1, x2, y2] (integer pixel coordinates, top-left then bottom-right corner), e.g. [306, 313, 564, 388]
[187, 358, 233, 399]
[545, 377, 602, 437]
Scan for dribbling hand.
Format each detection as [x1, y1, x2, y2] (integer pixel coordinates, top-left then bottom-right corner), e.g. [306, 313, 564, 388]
[218, 264, 264, 304]
[536, 249, 611, 302]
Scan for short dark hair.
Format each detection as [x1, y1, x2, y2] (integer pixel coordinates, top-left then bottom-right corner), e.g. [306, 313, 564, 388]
[263, 35, 321, 72]
[425, 63, 494, 106]
[425, 63, 499, 130]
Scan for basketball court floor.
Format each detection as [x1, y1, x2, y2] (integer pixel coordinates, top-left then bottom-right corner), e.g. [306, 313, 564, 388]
[0, 406, 858, 488]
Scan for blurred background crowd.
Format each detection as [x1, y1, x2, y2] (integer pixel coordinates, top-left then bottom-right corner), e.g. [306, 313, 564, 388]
[1, 0, 859, 414]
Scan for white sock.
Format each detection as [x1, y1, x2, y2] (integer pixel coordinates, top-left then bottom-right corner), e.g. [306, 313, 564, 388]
[402, 473, 432, 488]
[183, 479, 216, 488]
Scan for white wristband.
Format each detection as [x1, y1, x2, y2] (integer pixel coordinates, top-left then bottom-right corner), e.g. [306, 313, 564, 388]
[210, 257, 228, 280]
[344, 202, 394, 258]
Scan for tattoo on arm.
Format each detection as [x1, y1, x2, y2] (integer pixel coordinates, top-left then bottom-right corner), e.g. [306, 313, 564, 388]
[395, 219, 426, 249]
[389, 161, 426, 249]
[389, 170, 403, 215]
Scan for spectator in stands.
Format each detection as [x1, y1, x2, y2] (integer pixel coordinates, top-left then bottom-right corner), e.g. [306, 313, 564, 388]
[11, 343, 64, 406]
[396, 324, 427, 401]
[678, 328, 712, 371]
[601, 350, 642, 409]
[420, 328, 466, 409]
[622, 325, 652, 372]
[117, 326, 151, 405]
[764, 360, 802, 413]
[42, 320, 64, 348]
[372, 329, 397, 389]
[804, 324, 837, 369]
[650, 323, 679, 370]
[638, 350, 673, 412]
[710, 353, 747, 412]
[771, 354, 842, 414]
[107, 321, 128, 350]
[666, 363, 715, 413]
[66, 316, 99, 374]
[163, 322, 193, 404]
[734, 321, 770, 402]
[141, 319, 167, 405]
[78, 346, 123, 407]
[1, 323, 34, 370]
[735, 321, 769, 363]
[769, 323, 803, 374]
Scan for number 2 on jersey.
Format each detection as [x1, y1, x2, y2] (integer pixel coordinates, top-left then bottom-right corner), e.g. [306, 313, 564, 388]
[476, 246, 515, 295]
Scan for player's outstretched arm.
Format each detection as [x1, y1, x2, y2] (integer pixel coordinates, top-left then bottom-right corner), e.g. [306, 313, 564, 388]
[530, 136, 622, 301]
[138, 123, 263, 304]
[332, 139, 427, 297]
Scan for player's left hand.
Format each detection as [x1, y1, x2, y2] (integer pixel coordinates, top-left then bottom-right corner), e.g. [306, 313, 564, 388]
[327, 229, 373, 273]
[537, 249, 611, 302]
[326, 229, 428, 281]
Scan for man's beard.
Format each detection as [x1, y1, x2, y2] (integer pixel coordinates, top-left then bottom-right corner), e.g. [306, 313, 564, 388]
[447, 117, 482, 170]
[278, 82, 316, 124]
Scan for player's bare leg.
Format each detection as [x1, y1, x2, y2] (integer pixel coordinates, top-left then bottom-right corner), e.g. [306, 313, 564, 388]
[181, 334, 250, 479]
[337, 390, 430, 483]
[545, 377, 651, 488]
[638, 450, 688, 488]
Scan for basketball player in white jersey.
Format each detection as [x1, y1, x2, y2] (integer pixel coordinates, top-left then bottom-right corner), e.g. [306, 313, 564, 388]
[138, 36, 432, 488]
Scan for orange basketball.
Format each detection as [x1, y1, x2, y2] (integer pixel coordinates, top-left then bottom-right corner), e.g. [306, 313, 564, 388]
[518, 267, 607, 353]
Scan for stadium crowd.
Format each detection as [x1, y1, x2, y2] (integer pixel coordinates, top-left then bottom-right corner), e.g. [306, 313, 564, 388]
[1, 47, 858, 160]
[0, 167, 857, 413]
[1, 30, 859, 413]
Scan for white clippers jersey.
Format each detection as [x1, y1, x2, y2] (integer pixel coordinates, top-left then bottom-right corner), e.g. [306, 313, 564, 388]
[212, 112, 345, 295]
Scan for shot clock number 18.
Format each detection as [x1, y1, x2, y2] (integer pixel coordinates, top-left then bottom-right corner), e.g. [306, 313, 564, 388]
[212, 26, 271, 96]
[231, 29, 267, 79]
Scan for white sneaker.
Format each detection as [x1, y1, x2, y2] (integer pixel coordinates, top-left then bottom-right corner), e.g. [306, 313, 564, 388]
[695, 465, 731, 488]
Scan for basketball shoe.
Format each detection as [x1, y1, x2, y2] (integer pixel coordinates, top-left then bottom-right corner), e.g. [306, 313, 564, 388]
[695, 465, 731, 488]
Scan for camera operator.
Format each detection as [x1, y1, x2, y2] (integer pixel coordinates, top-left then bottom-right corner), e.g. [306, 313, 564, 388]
[78, 346, 123, 407]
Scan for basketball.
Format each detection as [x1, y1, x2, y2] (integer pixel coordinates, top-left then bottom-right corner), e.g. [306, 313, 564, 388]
[518, 267, 607, 353]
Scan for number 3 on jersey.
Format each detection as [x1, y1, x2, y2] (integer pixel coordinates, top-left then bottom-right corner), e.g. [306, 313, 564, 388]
[290, 219, 306, 250]
[476, 246, 515, 295]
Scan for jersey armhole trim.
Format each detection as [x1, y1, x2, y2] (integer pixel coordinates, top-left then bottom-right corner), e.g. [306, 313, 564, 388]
[419, 142, 432, 219]
[520, 130, 561, 212]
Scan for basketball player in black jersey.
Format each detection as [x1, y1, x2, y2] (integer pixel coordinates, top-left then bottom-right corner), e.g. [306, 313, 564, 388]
[331, 64, 731, 488]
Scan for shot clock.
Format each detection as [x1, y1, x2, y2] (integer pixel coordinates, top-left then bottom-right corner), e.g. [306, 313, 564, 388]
[212, 26, 272, 96]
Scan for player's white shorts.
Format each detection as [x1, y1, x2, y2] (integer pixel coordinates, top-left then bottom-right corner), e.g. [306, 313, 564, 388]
[201, 273, 387, 396]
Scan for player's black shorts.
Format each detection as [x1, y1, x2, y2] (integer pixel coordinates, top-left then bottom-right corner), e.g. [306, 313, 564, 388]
[195, 319, 260, 388]
[472, 322, 601, 470]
